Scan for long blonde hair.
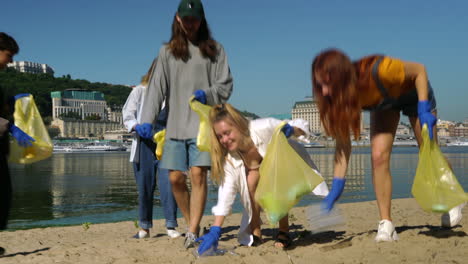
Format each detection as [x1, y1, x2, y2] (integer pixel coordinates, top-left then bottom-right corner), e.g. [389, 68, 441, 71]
[209, 103, 250, 185]
[141, 58, 158, 86]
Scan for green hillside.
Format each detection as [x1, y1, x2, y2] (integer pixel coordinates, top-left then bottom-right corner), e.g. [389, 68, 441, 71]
[0, 68, 132, 117]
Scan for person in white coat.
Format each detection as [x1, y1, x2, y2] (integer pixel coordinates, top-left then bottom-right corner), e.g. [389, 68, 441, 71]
[196, 103, 329, 254]
[122, 64, 180, 239]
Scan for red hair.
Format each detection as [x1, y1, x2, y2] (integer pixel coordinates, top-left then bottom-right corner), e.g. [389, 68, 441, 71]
[311, 49, 361, 142]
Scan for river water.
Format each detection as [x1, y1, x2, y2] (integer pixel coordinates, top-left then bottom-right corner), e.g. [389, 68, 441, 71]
[6, 146, 468, 230]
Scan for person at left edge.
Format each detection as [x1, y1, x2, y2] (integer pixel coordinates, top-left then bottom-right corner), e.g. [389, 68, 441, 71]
[138, 0, 233, 249]
[0, 32, 34, 256]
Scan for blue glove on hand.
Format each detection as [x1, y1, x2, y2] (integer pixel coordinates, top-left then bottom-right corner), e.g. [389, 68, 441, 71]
[321, 177, 346, 213]
[417, 100, 436, 140]
[135, 123, 153, 139]
[9, 124, 35, 147]
[281, 123, 294, 138]
[193, 90, 207, 104]
[14, 93, 31, 100]
[196, 226, 221, 255]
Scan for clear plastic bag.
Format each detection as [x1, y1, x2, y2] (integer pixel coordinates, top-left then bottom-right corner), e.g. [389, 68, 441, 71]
[192, 245, 238, 258]
[411, 125, 468, 213]
[153, 129, 165, 160]
[255, 122, 324, 224]
[305, 203, 345, 233]
[8, 95, 53, 164]
[189, 96, 212, 152]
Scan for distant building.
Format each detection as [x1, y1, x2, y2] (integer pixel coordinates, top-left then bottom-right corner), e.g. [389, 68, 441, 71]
[107, 106, 123, 125]
[51, 119, 122, 139]
[291, 97, 322, 134]
[51, 89, 107, 120]
[7, 61, 54, 75]
[437, 119, 454, 137]
[452, 123, 468, 138]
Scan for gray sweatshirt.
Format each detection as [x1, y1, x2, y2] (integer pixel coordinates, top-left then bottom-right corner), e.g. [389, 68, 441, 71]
[140, 41, 233, 139]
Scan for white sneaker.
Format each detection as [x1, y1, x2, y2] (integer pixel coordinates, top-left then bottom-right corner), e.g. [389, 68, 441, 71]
[167, 228, 181, 238]
[375, 220, 399, 242]
[133, 230, 149, 239]
[441, 202, 466, 228]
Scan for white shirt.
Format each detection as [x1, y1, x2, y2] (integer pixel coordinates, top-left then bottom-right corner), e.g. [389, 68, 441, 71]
[211, 118, 329, 246]
[122, 85, 144, 163]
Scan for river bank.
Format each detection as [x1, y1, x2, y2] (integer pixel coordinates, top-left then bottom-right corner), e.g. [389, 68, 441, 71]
[1, 198, 466, 264]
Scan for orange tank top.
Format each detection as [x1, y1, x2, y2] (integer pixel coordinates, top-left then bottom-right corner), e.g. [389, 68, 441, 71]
[355, 56, 415, 110]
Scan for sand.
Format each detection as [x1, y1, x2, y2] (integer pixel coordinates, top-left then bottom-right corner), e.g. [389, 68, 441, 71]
[0, 198, 466, 264]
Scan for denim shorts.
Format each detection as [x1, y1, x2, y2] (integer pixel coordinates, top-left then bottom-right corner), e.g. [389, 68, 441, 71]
[391, 82, 437, 117]
[159, 138, 211, 171]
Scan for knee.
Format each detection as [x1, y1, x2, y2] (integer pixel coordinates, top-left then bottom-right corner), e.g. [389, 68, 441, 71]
[169, 172, 185, 186]
[190, 174, 207, 188]
[371, 150, 390, 169]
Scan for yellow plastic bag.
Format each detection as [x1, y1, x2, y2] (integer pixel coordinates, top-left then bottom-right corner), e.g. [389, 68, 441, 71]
[255, 122, 324, 224]
[8, 95, 53, 164]
[189, 96, 212, 152]
[411, 125, 468, 213]
[153, 129, 166, 160]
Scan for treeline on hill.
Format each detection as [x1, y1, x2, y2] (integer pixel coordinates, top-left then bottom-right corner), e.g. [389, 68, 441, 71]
[0, 68, 132, 118]
[0, 68, 260, 121]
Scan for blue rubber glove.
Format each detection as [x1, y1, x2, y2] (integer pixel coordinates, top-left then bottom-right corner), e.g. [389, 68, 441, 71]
[281, 123, 294, 138]
[196, 226, 221, 255]
[193, 90, 207, 104]
[135, 123, 153, 139]
[9, 124, 35, 147]
[321, 177, 346, 213]
[14, 93, 31, 100]
[417, 100, 436, 140]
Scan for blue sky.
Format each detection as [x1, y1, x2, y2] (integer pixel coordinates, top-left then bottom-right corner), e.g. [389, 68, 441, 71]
[2, 0, 467, 121]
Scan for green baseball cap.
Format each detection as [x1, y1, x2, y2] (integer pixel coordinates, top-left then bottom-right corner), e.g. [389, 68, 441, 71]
[177, 0, 205, 19]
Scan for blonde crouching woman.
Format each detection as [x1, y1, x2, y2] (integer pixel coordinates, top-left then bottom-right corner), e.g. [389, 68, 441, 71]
[195, 103, 329, 255]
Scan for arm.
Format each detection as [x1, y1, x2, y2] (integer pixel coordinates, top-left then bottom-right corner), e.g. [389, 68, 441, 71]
[204, 44, 234, 105]
[333, 138, 351, 178]
[198, 162, 238, 254]
[402, 61, 428, 101]
[139, 53, 167, 125]
[402, 60, 436, 138]
[122, 87, 141, 133]
[321, 138, 351, 212]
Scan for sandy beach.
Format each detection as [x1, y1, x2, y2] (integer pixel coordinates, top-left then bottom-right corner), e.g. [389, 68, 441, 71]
[0, 198, 466, 264]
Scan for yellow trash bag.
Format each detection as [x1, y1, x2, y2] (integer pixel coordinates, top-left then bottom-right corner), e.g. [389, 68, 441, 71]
[255, 122, 324, 224]
[189, 96, 212, 152]
[9, 94, 53, 164]
[411, 125, 468, 213]
[153, 129, 166, 160]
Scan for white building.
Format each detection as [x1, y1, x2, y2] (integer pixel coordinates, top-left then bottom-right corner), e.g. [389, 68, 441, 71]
[8, 61, 54, 75]
[291, 97, 322, 134]
[51, 89, 107, 120]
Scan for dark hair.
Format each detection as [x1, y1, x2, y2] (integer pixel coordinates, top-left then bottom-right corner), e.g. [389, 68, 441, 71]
[0, 32, 19, 54]
[311, 48, 361, 142]
[166, 14, 218, 62]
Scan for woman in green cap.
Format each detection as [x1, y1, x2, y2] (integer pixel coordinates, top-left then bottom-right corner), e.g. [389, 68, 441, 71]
[139, 0, 233, 249]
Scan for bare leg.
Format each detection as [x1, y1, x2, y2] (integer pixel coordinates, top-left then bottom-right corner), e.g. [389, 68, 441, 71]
[169, 170, 190, 226]
[370, 110, 400, 221]
[246, 169, 262, 238]
[188, 166, 208, 234]
[275, 215, 290, 248]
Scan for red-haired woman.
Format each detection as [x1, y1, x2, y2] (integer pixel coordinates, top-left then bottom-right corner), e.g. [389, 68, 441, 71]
[311, 48, 465, 242]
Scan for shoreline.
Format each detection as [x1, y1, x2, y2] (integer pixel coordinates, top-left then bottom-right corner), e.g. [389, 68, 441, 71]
[1, 198, 466, 264]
